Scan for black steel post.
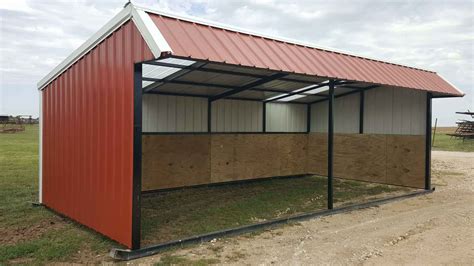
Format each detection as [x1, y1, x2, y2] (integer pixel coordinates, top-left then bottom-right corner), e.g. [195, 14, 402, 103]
[307, 104, 311, 133]
[132, 63, 143, 250]
[262, 102, 266, 132]
[327, 81, 335, 209]
[207, 100, 212, 133]
[359, 90, 364, 134]
[425, 93, 432, 190]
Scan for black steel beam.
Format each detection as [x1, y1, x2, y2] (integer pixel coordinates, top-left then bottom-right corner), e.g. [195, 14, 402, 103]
[309, 85, 379, 105]
[210, 73, 287, 102]
[110, 189, 434, 260]
[142, 77, 318, 97]
[143, 62, 207, 93]
[132, 63, 143, 250]
[143, 77, 233, 91]
[264, 81, 329, 103]
[147, 91, 208, 98]
[327, 80, 335, 210]
[144, 60, 321, 85]
[262, 102, 266, 132]
[307, 104, 311, 133]
[359, 90, 364, 134]
[142, 132, 309, 135]
[425, 93, 432, 190]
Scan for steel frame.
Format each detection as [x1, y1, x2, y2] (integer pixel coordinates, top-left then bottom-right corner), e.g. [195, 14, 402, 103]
[327, 81, 335, 209]
[143, 59, 323, 85]
[130, 56, 435, 254]
[132, 63, 143, 249]
[359, 90, 364, 134]
[425, 93, 432, 190]
[142, 132, 309, 135]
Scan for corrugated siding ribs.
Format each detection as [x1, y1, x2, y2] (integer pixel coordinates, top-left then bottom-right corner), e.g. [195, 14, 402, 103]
[148, 13, 461, 96]
[42, 21, 154, 248]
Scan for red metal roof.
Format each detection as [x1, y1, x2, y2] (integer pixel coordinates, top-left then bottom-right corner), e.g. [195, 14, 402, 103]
[148, 12, 463, 97]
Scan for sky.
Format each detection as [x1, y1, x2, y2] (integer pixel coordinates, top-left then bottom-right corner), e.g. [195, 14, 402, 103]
[0, 0, 472, 126]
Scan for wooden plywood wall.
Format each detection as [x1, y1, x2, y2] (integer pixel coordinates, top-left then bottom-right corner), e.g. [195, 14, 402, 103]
[141, 135, 211, 190]
[306, 133, 425, 188]
[142, 134, 307, 191]
[142, 133, 425, 191]
[210, 134, 307, 183]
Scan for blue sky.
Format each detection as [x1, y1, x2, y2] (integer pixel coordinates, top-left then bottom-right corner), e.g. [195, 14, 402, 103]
[0, 0, 472, 126]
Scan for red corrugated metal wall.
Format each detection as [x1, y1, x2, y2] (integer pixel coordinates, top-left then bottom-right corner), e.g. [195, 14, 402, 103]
[42, 21, 154, 248]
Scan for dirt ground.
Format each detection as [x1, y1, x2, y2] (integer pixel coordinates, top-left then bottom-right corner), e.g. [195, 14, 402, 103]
[135, 151, 474, 265]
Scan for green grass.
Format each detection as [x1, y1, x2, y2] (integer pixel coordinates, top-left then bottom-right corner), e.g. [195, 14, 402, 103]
[432, 131, 474, 152]
[1, 125, 411, 264]
[0, 125, 114, 264]
[141, 176, 409, 245]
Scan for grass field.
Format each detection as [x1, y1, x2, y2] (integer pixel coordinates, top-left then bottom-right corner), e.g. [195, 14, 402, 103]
[432, 127, 474, 152]
[0, 124, 468, 264]
[141, 176, 409, 246]
[0, 125, 115, 264]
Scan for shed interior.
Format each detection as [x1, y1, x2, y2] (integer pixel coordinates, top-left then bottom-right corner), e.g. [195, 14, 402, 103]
[139, 57, 427, 192]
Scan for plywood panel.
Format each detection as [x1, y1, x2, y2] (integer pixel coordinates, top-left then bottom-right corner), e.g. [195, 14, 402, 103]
[306, 133, 328, 175]
[143, 133, 425, 190]
[386, 135, 425, 188]
[307, 133, 424, 188]
[210, 134, 236, 183]
[278, 134, 308, 176]
[142, 135, 211, 191]
[211, 134, 308, 183]
[234, 134, 281, 179]
[334, 134, 386, 183]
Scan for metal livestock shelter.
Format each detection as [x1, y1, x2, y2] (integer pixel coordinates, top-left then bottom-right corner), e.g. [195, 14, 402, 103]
[37, 3, 464, 258]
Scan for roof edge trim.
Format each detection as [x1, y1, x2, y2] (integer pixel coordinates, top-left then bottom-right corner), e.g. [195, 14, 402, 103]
[134, 4, 435, 74]
[436, 73, 465, 97]
[37, 4, 151, 90]
[131, 8, 172, 58]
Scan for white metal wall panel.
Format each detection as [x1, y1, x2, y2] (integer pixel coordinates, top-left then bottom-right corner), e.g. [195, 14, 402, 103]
[310, 87, 426, 135]
[211, 99, 263, 132]
[310, 93, 360, 133]
[142, 94, 207, 132]
[364, 87, 426, 135]
[266, 103, 307, 132]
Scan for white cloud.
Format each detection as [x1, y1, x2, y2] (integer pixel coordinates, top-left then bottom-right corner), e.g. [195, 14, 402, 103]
[0, 0, 35, 13]
[0, 0, 472, 125]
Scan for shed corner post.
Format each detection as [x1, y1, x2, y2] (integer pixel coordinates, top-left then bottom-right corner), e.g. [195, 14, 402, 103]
[327, 80, 335, 209]
[425, 92, 432, 190]
[307, 103, 311, 133]
[359, 90, 364, 134]
[132, 63, 143, 250]
[39, 89, 43, 204]
[263, 102, 266, 132]
[207, 99, 212, 133]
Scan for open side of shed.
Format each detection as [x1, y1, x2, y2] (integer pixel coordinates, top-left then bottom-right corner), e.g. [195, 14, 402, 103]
[37, 3, 464, 252]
